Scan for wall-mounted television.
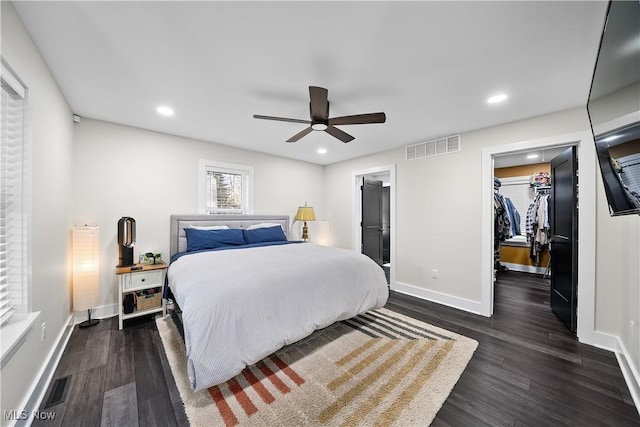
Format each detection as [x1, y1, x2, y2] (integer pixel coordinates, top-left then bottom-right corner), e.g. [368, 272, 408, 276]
[587, 0, 640, 216]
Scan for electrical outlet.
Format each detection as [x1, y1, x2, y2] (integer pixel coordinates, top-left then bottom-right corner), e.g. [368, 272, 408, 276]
[432, 269, 439, 279]
[41, 322, 46, 342]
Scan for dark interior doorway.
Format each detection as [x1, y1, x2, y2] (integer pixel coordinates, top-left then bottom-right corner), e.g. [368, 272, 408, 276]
[361, 177, 383, 266]
[360, 175, 392, 284]
[382, 186, 391, 265]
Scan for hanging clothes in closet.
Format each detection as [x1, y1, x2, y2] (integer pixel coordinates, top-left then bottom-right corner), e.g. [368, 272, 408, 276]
[526, 188, 550, 265]
[494, 177, 512, 271]
[504, 197, 521, 237]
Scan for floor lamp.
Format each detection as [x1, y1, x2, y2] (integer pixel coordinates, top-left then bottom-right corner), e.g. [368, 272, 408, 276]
[72, 225, 100, 328]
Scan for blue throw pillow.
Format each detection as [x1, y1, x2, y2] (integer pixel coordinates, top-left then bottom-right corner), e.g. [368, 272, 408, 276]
[184, 228, 245, 252]
[243, 226, 287, 244]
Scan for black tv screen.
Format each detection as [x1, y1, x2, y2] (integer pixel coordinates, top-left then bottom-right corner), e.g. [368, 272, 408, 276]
[587, 0, 640, 216]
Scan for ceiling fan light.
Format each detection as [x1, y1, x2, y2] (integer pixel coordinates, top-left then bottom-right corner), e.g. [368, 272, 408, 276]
[311, 123, 328, 131]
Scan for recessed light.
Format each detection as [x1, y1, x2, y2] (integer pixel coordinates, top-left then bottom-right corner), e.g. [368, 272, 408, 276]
[487, 94, 508, 104]
[526, 154, 539, 159]
[317, 148, 328, 154]
[156, 105, 175, 116]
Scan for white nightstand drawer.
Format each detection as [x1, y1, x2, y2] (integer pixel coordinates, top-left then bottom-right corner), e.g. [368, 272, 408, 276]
[123, 270, 163, 290]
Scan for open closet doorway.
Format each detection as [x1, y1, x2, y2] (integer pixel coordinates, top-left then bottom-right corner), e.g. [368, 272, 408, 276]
[352, 165, 396, 286]
[482, 131, 598, 344]
[493, 145, 579, 332]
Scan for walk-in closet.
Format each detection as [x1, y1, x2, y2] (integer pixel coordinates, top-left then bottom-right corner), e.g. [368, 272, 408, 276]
[493, 146, 579, 332]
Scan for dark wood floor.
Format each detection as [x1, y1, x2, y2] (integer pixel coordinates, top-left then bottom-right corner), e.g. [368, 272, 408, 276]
[393, 271, 640, 427]
[34, 270, 639, 426]
[32, 314, 188, 427]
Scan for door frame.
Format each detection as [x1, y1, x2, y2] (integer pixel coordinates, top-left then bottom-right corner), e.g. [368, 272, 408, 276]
[481, 130, 600, 345]
[352, 164, 397, 287]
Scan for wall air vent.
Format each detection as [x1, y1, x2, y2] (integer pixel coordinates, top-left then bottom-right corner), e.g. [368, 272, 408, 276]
[406, 134, 461, 161]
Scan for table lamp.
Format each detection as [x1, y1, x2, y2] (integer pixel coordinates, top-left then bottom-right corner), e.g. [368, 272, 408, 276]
[294, 203, 316, 242]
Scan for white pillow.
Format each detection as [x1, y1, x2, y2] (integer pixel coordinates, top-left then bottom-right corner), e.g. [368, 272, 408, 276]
[187, 225, 230, 230]
[247, 223, 283, 231]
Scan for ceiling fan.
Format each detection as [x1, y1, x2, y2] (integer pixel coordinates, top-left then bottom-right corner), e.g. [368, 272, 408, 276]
[253, 86, 386, 143]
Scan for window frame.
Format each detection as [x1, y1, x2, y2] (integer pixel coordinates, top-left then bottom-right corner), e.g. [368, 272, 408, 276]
[1, 58, 38, 367]
[1, 59, 29, 328]
[198, 159, 254, 215]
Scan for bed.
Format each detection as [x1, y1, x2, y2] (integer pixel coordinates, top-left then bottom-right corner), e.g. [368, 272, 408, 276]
[167, 214, 389, 391]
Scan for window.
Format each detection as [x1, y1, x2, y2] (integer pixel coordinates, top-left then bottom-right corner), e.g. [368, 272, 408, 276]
[1, 60, 28, 327]
[497, 176, 535, 244]
[198, 160, 253, 214]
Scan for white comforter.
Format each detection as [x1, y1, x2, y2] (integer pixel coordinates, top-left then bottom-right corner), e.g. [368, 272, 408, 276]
[167, 243, 389, 391]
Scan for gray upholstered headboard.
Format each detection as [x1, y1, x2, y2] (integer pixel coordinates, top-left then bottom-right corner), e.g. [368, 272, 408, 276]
[169, 214, 290, 259]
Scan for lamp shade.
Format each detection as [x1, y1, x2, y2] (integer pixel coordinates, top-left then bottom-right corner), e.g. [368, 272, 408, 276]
[294, 204, 316, 221]
[72, 225, 100, 311]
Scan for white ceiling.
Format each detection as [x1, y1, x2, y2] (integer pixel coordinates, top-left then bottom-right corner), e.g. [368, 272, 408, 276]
[493, 146, 572, 169]
[12, 1, 608, 166]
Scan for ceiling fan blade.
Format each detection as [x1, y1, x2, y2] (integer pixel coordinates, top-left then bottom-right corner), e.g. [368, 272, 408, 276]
[325, 125, 354, 143]
[309, 86, 329, 121]
[286, 126, 313, 143]
[253, 114, 311, 125]
[328, 112, 386, 126]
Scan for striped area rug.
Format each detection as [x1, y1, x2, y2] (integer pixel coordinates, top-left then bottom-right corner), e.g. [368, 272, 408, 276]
[156, 308, 478, 426]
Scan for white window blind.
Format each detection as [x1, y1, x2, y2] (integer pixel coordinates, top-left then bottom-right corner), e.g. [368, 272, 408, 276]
[617, 153, 640, 194]
[1, 62, 28, 327]
[199, 160, 253, 214]
[497, 176, 534, 239]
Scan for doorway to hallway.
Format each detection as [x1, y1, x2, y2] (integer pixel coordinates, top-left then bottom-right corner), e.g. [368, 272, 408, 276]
[352, 165, 396, 286]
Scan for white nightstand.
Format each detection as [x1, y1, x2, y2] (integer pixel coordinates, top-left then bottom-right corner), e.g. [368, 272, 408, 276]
[116, 263, 167, 330]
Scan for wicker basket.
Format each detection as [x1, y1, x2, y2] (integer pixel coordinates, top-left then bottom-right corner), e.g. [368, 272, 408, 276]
[136, 292, 162, 311]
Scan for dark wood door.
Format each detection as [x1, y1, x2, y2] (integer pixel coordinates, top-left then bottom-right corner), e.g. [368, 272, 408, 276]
[550, 146, 578, 332]
[382, 186, 391, 264]
[361, 177, 383, 265]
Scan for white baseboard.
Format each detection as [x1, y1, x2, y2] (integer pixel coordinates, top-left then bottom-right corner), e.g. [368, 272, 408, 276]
[578, 329, 638, 412]
[579, 329, 619, 351]
[15, 314, 74, 427]
[73, 303, 118, 325]
[502, 262, 546, 275]
[392, 281, 484, 315]
[615, 337, 640, 415]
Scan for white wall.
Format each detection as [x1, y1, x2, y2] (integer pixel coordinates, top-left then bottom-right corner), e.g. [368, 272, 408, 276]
[596, 170, 640, 389]
[72, 118, 324, 317]
[1, 1, 74, 417]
